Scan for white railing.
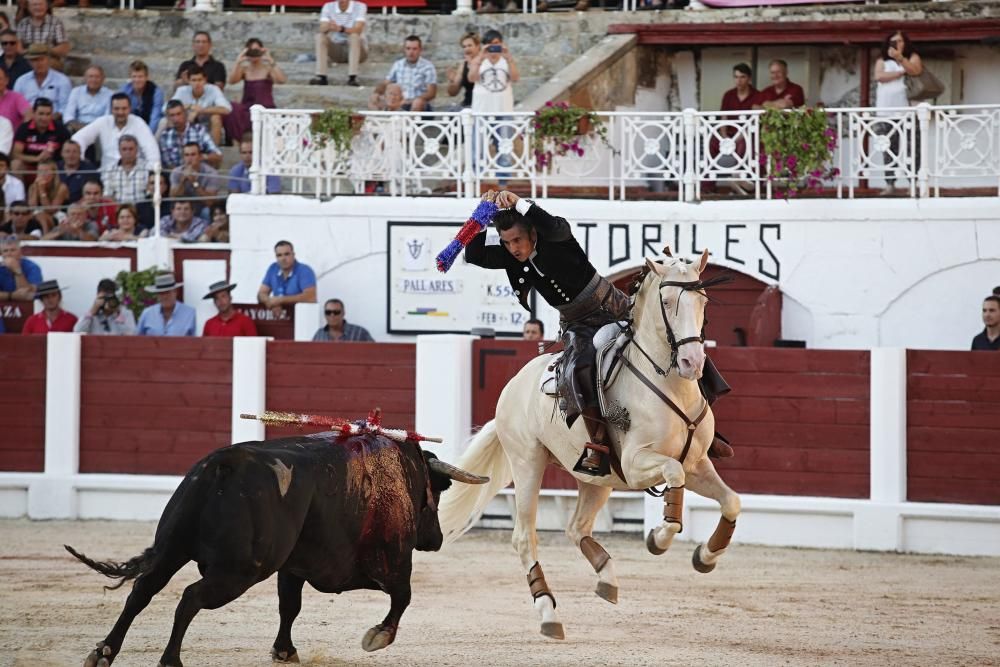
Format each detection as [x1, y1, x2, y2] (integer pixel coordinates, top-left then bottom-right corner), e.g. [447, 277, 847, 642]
[249, 103, 1000, 201]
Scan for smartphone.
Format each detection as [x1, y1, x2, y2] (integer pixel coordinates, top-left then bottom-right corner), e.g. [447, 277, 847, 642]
[486, 44, 503, 53]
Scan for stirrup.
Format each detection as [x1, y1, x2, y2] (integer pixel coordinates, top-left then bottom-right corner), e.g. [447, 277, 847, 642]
[573, 447, 610, 477]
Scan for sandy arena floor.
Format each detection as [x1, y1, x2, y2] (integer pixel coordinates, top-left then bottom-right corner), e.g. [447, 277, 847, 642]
[0, 519, 997, 667]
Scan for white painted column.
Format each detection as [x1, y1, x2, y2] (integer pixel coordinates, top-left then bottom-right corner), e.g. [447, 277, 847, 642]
[231, 337, 268, 444]
[854, 347, 907, 551]
[28, 333, 82, 519]
[416, 334, 474, 464]
[452, 0, 473, 14]
[294, 302, 320, 341]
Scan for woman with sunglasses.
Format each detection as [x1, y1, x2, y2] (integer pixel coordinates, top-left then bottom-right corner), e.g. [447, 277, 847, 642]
[875, 30, 924, 196]
[312, 298, 373, 342]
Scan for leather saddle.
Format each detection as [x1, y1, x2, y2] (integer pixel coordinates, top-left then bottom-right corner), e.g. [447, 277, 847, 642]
[539, 321, 629, 399]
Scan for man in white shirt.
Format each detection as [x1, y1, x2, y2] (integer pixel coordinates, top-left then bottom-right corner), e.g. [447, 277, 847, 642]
[71, 92, 160, 171]
[170, 65, 231, 147]
[309, 0, 368, 88]
[0, 151, 25, 204]
[64, 65, 113, 133]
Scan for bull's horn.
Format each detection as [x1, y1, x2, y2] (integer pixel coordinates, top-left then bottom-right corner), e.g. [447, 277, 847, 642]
[428, 459, 489, 485]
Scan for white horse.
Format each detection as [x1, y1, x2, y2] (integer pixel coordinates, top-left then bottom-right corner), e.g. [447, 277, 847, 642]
[437, 248, 742, 639]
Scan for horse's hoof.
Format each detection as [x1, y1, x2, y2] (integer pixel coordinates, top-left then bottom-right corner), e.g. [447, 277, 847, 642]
[646, 529, 667, 555]
[692, 544, 716, 573]
[361, 625, 395, 652]
[271, 647, 300, 663]
[595, 581, 618, 604]
[540, 622, 565, 640]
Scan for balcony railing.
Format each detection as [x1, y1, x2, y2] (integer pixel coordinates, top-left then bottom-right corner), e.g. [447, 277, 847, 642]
[249, 103, 1000, 201]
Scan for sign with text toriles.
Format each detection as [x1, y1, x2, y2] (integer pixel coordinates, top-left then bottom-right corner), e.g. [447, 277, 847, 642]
[387, 221, 531, 335]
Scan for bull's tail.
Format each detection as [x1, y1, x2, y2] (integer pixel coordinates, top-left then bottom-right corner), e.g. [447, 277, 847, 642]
[63, 544, 156, 591]
[437, 420, 512, 546]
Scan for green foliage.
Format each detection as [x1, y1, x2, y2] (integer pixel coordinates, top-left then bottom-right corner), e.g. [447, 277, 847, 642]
[115, 266, 161, 319]
[310, 109, 359, 154]
[759, 107, 840, 198]
[532, 101, 609, 170]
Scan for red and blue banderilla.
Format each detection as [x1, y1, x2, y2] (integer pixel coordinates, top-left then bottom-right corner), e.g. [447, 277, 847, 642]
[434, 199, 499, 273]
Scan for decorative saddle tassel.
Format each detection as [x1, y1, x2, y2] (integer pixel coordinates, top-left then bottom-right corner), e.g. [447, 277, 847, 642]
[435, 199, 499, 273]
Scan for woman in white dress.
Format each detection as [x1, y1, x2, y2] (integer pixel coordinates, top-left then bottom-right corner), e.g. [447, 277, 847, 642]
[874, 30, 923, 195]
[469, 29, 520, 187]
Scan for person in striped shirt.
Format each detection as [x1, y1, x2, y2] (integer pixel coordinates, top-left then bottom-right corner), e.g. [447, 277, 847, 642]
[310, 0, 368, 88]
[312, 298, 374, 342]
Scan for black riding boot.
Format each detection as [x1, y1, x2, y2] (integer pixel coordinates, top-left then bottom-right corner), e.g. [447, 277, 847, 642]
[574, 406, 611, 476]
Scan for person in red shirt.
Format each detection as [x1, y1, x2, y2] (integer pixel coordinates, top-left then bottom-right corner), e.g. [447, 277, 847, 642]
[711, 62, 758, 194]
[753, 59, 805, 110]
[202, 279, 257, 337]
[22, 278, 77, 334]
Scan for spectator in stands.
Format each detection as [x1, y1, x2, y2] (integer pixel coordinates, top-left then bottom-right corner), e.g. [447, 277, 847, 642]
[160, 199, 208, 243]
[120, 60, 163, 133]
[257, 240, 317, 318]
[0, 29, 30, 84]
[57, 139, 95, 203]
[40, 200, 97, 240]
[0, 200, 43, 239]
[0, 234, 42, 300]
[0, 111, 10, 156]
[99, 203, 144, 241]
[313, 298, 372, 341]
[103, 135, 149, 204]
[376, 35, 437, 112]
[64, 66, 113, 134]
[972, 296, 1000, 351]
[721, 63, 757, 116]
[22, 278, 75, 333]
[136, 170, 168, 233]
[875, 31, 924, 197]
[78, 177, 113, 228]
[13, 44, 70, 116]
[471, 29, 517, 186]
[159, 99, 222, 171]
[198, 203, 228, 243]
[27, 156, 66, 229]
[170, 66, 231, 149]
[367, 82, 403, 112]
[175, 31, 227, 90]
[137, 272, 196, 337]
[70, 92, 160, 170]
[74, 277, 136, 335]
[0, 67, 30, 131]
[11, 97, 69, 182]
[169, 141, 220, 218]
[0, 150, 24, 202]
[16, 0, 69, 68]
[202, 280, 257, 337]
[522, 318, 543, 341]
[309, 0, 367, 88]
[753, 59, 805, 110]
[445, 32, 479, 110]
[224, 38, 285, 147]
[228, 136, 279, 194]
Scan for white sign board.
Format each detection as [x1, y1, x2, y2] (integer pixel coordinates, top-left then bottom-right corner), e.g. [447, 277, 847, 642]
[387, 221, 532, 335]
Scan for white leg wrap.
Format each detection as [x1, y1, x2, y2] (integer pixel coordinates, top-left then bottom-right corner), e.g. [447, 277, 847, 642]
[653, 520, 682, 552]
[699, 543, 726, 566]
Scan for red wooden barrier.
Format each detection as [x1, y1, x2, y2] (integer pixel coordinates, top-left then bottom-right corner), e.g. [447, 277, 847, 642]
[0, 336, 46, 471]
[265, 341, 415, 439]
[906, 350, 1000, 505]
[711, 348, 870, 498]
[79, 337, 233, 474]
[1, 299, 33, 334]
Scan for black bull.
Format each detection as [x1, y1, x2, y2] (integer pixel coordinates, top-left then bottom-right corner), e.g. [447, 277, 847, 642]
[65, 432, 487, 667]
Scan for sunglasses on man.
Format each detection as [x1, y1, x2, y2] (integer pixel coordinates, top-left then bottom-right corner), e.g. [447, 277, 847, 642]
[325, 309, 342, 316]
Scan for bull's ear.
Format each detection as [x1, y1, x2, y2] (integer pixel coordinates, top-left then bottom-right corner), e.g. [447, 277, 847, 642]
[662, 245, 673, 257]
[698, 248, 709, 272]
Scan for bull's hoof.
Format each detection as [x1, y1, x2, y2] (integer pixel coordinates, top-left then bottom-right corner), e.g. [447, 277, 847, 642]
[271, 647, 300, 663]
[361, 625, 396, 652]
[540, 622, 565, 640]
[84, 641, 113, 667]
[646, 529, 667, 556]
[692, 544, 716, 574]
[156, 661, 182, 667]
[595, 581, 618, 605]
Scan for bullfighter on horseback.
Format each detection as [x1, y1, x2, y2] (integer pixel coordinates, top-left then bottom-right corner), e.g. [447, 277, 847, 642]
[465, 190, 733, 476]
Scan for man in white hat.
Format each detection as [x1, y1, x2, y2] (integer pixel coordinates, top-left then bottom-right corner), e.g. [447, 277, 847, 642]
[202, 279, 257, 337]
[21, 278, 76, 334]
[136, 272, 196, 336]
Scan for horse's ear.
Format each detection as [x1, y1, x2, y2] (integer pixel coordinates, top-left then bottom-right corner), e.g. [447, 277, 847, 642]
[662, 245, 672, 257]
[644, 257, 661, 274]
[697, 248, 709, 273]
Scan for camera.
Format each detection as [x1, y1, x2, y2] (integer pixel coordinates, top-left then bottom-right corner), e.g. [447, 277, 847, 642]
[246, 48, 263, 58]
[485, 44, 503, 53]
[99, 294, 119, 310]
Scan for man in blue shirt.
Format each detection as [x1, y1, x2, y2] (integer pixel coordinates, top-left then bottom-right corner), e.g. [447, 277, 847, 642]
[257, 240, 317, 318]
[137, 272, 197, 336]
[228, 137, 280, 194]
[13, 44, 71, 117]
[63, 65, 114, 133]
[0, 234, 43, 300]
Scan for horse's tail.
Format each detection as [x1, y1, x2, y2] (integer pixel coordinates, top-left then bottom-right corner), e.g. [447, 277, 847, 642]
[437, 420, 512, 546]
